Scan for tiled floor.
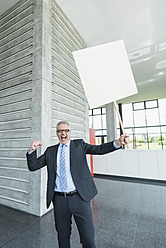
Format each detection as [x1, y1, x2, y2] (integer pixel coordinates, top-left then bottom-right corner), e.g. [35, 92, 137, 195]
[1, 177, 166, 248]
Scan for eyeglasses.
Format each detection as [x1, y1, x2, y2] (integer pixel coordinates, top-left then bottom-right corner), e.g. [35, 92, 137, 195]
[57, 129, 70, 134]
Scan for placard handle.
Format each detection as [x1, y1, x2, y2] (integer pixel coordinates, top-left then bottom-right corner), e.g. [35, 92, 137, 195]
[114, 101, 130, 149]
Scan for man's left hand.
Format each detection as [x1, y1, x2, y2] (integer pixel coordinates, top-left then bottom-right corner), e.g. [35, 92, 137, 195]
[115, 134, 130, 147]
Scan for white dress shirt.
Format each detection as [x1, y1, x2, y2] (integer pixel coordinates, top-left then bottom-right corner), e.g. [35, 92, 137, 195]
[55, 140, 76, 193]
[113, 140, 121, 149]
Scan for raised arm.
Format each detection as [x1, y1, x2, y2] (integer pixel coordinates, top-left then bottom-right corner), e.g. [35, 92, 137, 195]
[30, 140, 42, 153]
[82, 133, 130, 155]
[26, 140, 46, 171]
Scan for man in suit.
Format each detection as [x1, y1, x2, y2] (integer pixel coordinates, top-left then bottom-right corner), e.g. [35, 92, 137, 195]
[27, 121, 129, 248]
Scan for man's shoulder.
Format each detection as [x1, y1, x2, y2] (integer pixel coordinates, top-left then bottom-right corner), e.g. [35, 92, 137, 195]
[71, 139, 84, 144]
[71, 139, 85, 147]
[72, 139, 83, 142]
[46, 144, 59, 151]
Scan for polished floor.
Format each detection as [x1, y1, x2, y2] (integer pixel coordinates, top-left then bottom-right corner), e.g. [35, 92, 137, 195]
[1, 177, 166, 248]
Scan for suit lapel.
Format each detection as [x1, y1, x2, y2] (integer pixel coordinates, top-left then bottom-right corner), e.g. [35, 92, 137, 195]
[53, 143, 60, 173]
[70, 140, 76, 172]
[70, 140, 74, 169]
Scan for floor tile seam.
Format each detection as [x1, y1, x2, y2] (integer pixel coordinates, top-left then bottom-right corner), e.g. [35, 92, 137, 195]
[0, 219, 40, 248]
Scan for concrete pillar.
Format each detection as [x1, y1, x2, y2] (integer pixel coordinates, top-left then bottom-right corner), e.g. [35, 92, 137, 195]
[0, 0, 88, 216]
[106, 102, 117, 141]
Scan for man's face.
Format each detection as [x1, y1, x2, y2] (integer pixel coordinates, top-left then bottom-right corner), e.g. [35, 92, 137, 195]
[56, 123, 71, 144]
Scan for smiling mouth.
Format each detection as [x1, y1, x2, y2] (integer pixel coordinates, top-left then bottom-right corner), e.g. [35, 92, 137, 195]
[61, 136, 67, 141]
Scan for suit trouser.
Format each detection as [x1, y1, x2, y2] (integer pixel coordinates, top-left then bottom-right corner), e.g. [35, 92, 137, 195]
[52, 192, 96, 248]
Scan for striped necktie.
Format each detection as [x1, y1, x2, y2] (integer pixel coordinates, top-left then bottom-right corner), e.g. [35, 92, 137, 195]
[59, 144, 67, 192]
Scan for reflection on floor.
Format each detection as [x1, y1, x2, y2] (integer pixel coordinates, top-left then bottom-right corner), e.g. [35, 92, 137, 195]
[1, 177, 166, 248]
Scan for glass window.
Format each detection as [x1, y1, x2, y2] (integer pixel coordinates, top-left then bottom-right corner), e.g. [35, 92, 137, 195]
[95, 130, 103, 136]
[89, 116, 93, 129]
[147, 127, 161, 149]
[162, 126, 166, 149]
[161, 126, 166, 137]
[93, 108, 101, 115]
[89, 99, 166, 149]
[122, 104, 133, 127]
[159, 99, 166, 125]
[124, 128, 133, 136]
[96, 137, 102, 145]
[89, 109, 92, 116]
[146, 108, 159, 126]
[102, 115, 106, 129]
[102, 130, 107, 135]
[89, 107, 107, 143]
[102, 108, 106, 114]
[134, 133, 148, 150]
[133, 102, 144, 110]
[133, 128, 147, 149]
[147, 126, 160, 136]
[148, 142, 161, 149]
[93, 115, 102, 129]
[145, 100, 158, 109]
[134, 127, 147, 135]
[133, 111, 146, 126]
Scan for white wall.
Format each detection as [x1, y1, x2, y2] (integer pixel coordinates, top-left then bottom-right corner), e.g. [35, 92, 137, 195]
[93, 150, 166, 180]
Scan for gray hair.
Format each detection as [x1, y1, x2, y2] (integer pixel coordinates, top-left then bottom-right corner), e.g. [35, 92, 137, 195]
[56, 121, 71, 130]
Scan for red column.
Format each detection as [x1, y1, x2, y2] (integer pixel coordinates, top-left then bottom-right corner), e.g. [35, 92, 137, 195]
[89, 128, 96, 176]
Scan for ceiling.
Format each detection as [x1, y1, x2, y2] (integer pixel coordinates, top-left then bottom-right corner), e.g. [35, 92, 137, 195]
[1, 0, 166, 104]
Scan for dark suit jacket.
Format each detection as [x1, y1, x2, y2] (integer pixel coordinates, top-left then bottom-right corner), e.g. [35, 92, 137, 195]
[26, 139, 118, 208]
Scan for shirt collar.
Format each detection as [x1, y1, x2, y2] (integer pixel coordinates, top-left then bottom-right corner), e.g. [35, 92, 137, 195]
[60, 139, 70, 148]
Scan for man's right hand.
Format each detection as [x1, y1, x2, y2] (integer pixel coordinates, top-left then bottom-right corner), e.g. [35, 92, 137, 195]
[30, 140, 42, 153]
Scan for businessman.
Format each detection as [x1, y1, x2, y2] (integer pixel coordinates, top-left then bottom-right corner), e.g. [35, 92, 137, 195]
[26, 121, 129, 248]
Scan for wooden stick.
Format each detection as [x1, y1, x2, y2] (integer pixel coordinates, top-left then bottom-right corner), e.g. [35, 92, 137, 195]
[114, 101, 130, 149]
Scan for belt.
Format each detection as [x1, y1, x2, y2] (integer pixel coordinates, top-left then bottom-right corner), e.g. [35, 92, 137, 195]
[55, 190, 78, 197]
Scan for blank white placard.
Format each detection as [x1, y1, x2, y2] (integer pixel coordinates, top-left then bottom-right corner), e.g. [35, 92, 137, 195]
[73, 40, 138, 109]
